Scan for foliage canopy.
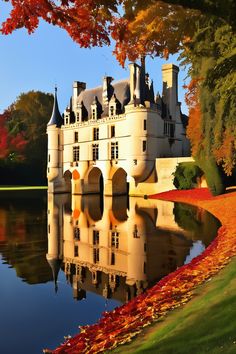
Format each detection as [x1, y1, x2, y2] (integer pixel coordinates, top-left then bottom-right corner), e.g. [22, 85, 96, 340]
[1, 0, 236, 192]
[0, 91, 53, 184]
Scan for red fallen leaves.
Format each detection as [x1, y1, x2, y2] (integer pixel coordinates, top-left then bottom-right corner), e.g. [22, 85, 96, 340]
[149, 188, 214, 202]
[45, 188, 236, 354]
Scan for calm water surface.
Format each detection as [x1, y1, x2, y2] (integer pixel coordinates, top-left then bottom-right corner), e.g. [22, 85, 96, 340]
[0, 191, 220, 354]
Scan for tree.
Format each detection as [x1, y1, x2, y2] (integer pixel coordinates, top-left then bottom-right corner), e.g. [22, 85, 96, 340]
[0, 109, 27, 161]
[0, 91, 53, 185]
[184, 20, 236, 194]
[1, 0, 235, 193]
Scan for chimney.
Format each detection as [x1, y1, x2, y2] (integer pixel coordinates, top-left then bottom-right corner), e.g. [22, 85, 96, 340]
[103, 76, 113, 106]
[72, 81, 86, 111]
[162, 64, 179, 119]
[128, 63, 141, 105]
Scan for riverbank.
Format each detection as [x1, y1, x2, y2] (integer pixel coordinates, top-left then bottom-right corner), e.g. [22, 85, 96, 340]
[45, 188, 236, 354]
[112, 189, 236, 353]
[113, 257, 236, 353]
[0, 186, 47, 190]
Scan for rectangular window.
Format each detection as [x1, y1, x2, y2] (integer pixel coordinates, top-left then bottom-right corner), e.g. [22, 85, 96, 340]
[111, 141, 118, 159]
[142, 140, 147, 152]
[133, 224, 139, 238]
[92, 144, 99, 160]
[111, 252, 115, 265]
[164, 121, 175, 138]
[93, 248, 99, 264]
[144, 119, 147, 130]
[74, 131, 79, 142]
[143, 262, 146, 274]
[74, 245, 79, 257]
[74, 227, 80, 240]
[111, 231, 119, 249]
[93, 127, 99, 141]
[73, 146, 80, 162]
[93, 230, 99, 245]
[111, 125, 115, 138]
[170, 124, 175, 138]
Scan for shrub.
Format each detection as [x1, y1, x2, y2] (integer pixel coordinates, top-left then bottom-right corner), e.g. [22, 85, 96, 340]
[173, 162, 203, 190]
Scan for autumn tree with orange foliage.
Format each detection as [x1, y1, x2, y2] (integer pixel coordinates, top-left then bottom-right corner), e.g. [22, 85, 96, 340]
[1, 0, 235, 193]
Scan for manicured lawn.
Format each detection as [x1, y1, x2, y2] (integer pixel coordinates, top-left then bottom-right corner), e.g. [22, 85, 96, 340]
[112, 256, 236, 354]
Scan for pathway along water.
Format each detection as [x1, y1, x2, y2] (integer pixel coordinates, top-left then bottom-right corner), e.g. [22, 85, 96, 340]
[0, 190, 220, 354]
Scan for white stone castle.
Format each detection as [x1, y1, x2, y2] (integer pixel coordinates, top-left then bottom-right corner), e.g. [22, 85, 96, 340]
[47, 59, 191, 196]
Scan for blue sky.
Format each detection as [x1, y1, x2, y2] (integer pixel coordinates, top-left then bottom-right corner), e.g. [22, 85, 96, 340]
[0, 3, 189, 115]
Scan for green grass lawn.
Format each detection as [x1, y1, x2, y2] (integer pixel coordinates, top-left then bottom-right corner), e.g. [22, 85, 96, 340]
[112, 257, 236, 354]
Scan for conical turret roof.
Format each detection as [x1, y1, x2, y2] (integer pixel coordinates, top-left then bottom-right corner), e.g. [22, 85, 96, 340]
[48, 87, 63, 127]
[47, 258, 62, 293]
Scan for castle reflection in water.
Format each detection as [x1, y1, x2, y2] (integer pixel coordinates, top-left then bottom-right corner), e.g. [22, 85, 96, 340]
[47, 194, 219, 303]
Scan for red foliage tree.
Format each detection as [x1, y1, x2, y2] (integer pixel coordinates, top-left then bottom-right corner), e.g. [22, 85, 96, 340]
[0, 110, 27, 162]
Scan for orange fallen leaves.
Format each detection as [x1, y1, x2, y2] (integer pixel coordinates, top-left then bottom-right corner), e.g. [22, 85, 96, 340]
[45, 188, 236, 354]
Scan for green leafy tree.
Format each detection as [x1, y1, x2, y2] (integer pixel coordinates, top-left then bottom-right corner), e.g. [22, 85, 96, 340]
[184, 20, 236, 194]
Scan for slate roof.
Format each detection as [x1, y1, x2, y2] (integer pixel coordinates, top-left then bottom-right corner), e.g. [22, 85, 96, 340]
[48, 88, 64, 127]
[77, 79, 130, 118]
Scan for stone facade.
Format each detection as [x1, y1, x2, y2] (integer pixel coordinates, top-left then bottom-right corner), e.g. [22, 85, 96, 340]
[47, 60, 190, 196]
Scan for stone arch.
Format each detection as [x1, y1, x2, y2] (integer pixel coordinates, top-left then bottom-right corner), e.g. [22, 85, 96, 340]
[85, 167, 104, 194]
[63, 170, 72, 192]
[110, 167, 129, 195]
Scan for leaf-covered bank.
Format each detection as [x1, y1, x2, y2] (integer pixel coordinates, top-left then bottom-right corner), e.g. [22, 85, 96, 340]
[113, 257, 236, 354]
[45, 188, 236, 353]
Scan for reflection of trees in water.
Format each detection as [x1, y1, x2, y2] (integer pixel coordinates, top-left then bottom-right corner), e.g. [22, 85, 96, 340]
[136, 208, 193, 288]
[0, 191, 52, 284]
[173, 203, 221, 246]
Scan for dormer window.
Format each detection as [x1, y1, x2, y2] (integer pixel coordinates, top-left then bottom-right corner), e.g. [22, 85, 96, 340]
[76, 103, 81, 123]
[110, 105, 115, 116]
[64, 111, 70, 125]
[91, 96, 102, 120]
[109, 93, 121, 117]
[92, 108, 96, 120]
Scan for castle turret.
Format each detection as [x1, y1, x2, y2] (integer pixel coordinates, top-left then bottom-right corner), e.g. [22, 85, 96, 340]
[46, 194, 63, 292]
[47, 87, 63, 185]
[48, 87, 63, 128]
